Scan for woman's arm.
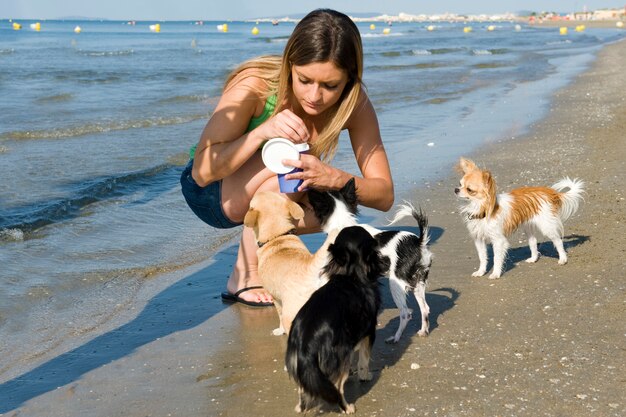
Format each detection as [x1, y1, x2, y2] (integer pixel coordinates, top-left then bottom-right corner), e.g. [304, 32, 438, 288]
[346, 95, 394, 211]
[192, 74, 310, 187]
[284, 93, 394, 211]
[191, 77, 264, 186]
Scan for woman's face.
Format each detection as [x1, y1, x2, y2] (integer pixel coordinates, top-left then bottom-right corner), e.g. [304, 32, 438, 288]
[291, 61, 349, 116]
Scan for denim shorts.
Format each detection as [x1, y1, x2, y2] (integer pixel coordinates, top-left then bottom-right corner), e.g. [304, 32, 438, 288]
[180, 160, 242, 229]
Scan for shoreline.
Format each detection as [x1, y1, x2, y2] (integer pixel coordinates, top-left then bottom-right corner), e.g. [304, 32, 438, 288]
[2, 38, 625, 417]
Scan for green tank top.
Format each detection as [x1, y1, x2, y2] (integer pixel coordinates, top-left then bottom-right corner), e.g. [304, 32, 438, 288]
[189, 94, 277, 159]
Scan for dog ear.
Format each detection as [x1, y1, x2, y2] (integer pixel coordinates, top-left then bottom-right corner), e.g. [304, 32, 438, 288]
[286, 199, 305, 221]
[243, 208, 258, 228]
[324, 243, 350, 275]
[340, 178, 359, 212]
[457, 157, 477, 174]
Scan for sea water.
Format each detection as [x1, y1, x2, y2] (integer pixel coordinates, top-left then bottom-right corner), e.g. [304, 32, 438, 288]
[0, 19, 623, 377]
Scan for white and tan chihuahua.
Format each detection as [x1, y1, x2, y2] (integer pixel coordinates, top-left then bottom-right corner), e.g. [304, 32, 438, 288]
[455, 157, 584, 279]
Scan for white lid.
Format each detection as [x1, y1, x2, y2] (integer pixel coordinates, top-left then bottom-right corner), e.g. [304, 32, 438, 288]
[261, 138, 302, 174]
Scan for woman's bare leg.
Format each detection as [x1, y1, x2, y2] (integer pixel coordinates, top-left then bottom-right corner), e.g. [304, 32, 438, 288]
[225, 225, 272, 303]
[221, 151, 320, 303]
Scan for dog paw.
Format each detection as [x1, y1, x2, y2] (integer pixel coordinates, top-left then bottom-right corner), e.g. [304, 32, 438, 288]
[272, 327, 285, 336]
[417, 329, 429, 337]
[558, 258, 568, 265]
[471, 270, 486, 277]
[294, 404, 302, 413]
[525, 256, 539, 263]
[358, 371, 373, 381]
[343, 403, 356, 414]
[488, 272, 501, 279]
[385, 335, 399, 344]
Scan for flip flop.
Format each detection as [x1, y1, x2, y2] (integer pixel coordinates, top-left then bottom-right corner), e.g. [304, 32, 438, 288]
[221, 286, 274, 307]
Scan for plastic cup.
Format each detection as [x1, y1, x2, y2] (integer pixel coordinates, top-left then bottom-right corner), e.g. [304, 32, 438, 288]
[261, 138, 310, 193]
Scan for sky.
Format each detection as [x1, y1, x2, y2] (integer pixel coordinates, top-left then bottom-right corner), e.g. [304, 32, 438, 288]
[2, 0, 624, 21]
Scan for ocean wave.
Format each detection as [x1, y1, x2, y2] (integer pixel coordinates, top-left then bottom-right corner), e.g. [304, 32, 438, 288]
[75, 49, 135, 57]
[53, 69, 127, 84]
[0, 163, 184, 237]
[157, 94, 213, 104]
[546, 39, 573, 46]
[425, 97, 456, 104]
[0, 228, 25, 242]
[412, 48, 464, 55]
[368, 62, 448, 71]
[362, 32, 403, 38]
[381, 51, 405, 57]
[472, 48, 511, 55]
[0, 48, 15, 55]
[35, 93, 74, 103]
[472, 62, 510, 69]
[0, 114, 207, 140]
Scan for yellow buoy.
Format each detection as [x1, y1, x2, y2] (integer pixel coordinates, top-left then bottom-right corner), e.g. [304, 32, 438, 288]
[617, 21, 624, 28]
[382, 28, 391, 35]
[575, 25, 585, 32]
[74, 25, 81, 34]
[12, 22, 22, 30]
[370, 24, 376, 30]
[222, 23, 228, 33]
[149, 23, 161, 32]
[487, 25, 495, 31]
[30, 22, 41, 31]
[463, 26, 472, 33]
[251, 26, 259, 35]
[427, 25, 435, 31]
[559, 27, 568, 35]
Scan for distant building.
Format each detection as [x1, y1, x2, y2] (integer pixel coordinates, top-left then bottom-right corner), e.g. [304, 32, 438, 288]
[573, 8, 625, 20]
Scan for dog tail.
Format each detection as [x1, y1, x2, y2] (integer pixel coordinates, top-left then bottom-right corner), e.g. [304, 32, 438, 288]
[552, 177, 585, 222]
[387, 202, 430, 246]
[286, 336, 345, 409]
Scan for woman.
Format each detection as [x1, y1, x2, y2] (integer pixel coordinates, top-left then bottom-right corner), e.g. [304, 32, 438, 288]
[181, 9, 394, 306]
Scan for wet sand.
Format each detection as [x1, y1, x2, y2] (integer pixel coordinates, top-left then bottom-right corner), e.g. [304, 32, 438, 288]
[2, 39, 625, 417]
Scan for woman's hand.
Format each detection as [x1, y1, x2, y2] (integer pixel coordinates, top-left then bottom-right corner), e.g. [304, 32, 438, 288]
[282, 154, 349, 192]
[257, 109, 310, 144]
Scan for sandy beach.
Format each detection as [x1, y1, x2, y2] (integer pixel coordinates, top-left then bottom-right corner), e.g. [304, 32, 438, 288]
[528, 19, 625, 29]
[2, 37, 625, 417]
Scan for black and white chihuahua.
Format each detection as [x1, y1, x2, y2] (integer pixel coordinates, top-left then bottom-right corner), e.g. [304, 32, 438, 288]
[286, 226, 388, 414]
[308, 178, 433, 343]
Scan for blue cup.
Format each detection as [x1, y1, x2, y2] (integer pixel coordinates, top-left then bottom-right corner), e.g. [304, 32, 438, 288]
[278, 143, 309, 193]
[278, 169, 303, 193]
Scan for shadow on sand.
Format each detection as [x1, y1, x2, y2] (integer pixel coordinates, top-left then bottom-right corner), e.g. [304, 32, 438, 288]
[0, 224, 448, 413]
[0, 243, 239, 413]
[487, 233, 590, 275]
[302, 224, 454, 412]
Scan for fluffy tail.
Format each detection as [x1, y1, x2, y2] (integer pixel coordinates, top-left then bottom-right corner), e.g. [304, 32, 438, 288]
[387, 201, 430, 246]
[285, 342, 345, 409]
[552, 177, 585, 221]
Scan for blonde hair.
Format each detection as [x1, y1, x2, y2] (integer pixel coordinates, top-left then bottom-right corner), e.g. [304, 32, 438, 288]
[223, 55, 281, 100]
[223, 9, 364, 162]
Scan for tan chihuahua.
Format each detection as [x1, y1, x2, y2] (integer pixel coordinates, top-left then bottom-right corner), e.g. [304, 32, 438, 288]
[244, 191, 338, 335]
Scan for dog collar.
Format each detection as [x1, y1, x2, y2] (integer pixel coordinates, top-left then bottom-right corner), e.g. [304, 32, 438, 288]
[467, 212, 486, 221]
[257, 229, 297, 248]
